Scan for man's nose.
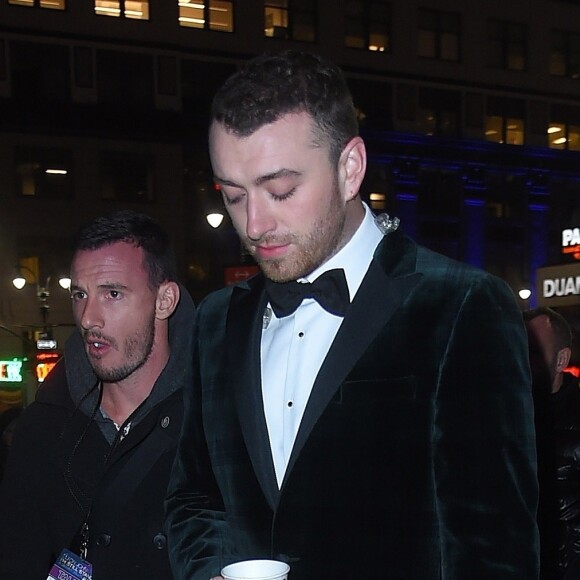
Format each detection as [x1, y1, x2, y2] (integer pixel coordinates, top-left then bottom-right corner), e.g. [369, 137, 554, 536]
[246, 195, 276, 241]
[79, 299, 104, 331]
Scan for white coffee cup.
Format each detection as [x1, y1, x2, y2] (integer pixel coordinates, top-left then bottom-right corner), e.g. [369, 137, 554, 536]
[220, 559, 290, 580]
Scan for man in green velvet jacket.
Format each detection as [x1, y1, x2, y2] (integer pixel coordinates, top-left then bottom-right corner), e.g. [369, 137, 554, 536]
[166, 50, 539, 579]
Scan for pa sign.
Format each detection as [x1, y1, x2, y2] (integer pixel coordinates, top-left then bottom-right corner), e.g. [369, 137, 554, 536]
[562, 227, 580, 259]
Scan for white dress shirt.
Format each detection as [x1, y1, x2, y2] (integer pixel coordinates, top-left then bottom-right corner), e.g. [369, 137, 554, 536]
[261, 203, 384, 487]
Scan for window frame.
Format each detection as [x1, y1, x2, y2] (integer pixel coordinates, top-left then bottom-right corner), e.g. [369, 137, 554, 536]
[8, 0, 65, 8]
[345, 0, 391, 53]
[550, 29, 580, 78]
[99, 150, 155, 202]
[94, 0, 150, 20]
[417, 8, 461, 62]
[15, 146, 73, 200]
[487, 18, 527, 71]
[264, 0, 317, 42]
[178, 0, 234, 32]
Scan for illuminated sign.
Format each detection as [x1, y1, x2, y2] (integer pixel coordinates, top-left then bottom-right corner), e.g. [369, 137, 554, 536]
[224, 265, 259, 286]
[0, 359, 23, 383]
[36, 363, 57, 382]
[536, 263, 580, 307]
[35, 352, 60, 383]
[562, 228, 580, 260]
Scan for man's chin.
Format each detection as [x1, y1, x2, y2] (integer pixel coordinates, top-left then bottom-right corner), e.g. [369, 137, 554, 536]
[259, 261, 312, 283]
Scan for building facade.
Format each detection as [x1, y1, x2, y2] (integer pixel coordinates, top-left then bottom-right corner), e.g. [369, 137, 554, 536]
[1, 0, 580, 404]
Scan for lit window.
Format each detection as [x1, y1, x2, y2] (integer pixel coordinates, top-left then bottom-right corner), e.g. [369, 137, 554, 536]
[15, 147, 73, 199]
[95, 0, 149, 19]
[369, 192, 387, 211]
[550, 30, 580, 78]
[486, 97, 525, 145]
[417, 88, 460, 137]
[345, 0, 390, 53]
[265, 0, 288, 37]
[8, 0, 65, 8]
[264, 0, 316, 42]
[570, 125, 580, 150]
[485, 115, 503, 143]
[485, 115, 524, 145]
[506, 118, 524, 145]
[548, 123, 566, 149]
[417, 9, 460, 62]
[548, 122, 580, 151]
[487, 19, 527, 71]
[179, 0, 234, 32]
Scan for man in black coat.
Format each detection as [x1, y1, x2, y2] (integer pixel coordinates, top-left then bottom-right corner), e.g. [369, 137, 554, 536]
[525, 307, 580, 579]
[165, 50, 539, 579]
[0, 210, 195, 579]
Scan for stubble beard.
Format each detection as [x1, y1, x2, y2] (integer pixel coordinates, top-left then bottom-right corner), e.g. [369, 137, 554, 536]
[90, 313, 156, 383]
[246, 187, 346, 283]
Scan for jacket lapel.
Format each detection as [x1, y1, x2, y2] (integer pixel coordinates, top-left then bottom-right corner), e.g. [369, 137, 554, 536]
[284, 231, 422, 483]
[226, 275, 280, 509]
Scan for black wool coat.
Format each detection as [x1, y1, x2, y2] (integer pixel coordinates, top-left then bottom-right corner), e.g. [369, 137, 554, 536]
[166, 229, 539, 580]
[0, 287, 195, 580]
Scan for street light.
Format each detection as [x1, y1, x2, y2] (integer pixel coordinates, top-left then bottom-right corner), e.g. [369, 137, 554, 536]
[12, 265, 71, 329]
[206, 212, 224, 228]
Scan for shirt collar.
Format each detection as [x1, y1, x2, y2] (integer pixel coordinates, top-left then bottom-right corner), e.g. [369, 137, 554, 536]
[304, 203, 384, 301]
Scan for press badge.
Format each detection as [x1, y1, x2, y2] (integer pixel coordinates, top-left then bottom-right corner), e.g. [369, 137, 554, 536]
[47, 549, 93, 580]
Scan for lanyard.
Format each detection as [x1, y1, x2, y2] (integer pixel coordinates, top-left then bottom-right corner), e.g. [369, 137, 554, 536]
[63, 382, 150, 559]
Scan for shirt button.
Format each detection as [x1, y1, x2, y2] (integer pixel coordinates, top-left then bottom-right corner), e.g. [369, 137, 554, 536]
[96, 533, 111, 547]
[288, 401, 293, 407]
[153, 533, 167, 550]
[161, 416, 170, 428]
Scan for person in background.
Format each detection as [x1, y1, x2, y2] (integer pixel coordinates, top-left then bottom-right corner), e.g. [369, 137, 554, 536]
[525, 307, 580, 580]
[0, 210, 195, 579]
[165, 50, 539, 579]
[0, 405, 22, 482]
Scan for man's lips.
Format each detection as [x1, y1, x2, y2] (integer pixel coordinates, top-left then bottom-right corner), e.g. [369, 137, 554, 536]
[85, 336, 112, 356]
[254, 243, 291, 260]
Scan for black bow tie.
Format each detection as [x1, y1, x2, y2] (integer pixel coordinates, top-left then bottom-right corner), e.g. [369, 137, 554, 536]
[265, 268, 350, 319]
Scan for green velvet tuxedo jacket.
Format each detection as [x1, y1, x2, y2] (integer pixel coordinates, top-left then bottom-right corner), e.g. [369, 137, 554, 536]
[166, 228, 539, 579]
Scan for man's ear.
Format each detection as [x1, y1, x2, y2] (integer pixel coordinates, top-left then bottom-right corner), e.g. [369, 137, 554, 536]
[338, 136, 366, 202]
[155, 281, 180, 320]
[556, 347, 572, 372]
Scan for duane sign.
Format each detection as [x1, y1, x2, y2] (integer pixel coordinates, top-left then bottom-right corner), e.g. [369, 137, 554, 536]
[536, 262, 580, 307]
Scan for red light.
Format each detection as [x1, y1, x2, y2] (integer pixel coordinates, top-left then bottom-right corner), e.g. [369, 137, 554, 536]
[36, 352, 60, 362]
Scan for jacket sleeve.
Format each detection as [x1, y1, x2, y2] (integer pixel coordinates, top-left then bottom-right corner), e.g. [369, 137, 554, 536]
[165, 304, 228, 580]
[435, 274, 539, 578]
[0, 404, 56, 577]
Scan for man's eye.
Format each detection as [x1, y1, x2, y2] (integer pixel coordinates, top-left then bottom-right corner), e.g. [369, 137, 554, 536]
[221, 188, 243, 206]
[272, 187, 296, 201]
[223, 195, 242, 206]
[109, 290, 121, 299]
[71, 291, 85, 301]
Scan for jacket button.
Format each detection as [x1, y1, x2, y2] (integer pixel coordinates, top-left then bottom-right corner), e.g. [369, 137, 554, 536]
[96, 534, 111, 547]
[153, 533, 167, 550]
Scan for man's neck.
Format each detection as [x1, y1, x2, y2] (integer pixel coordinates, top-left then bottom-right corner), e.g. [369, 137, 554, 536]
[100, 347, 170, 425]
[100, 383, 150, 426]
[551, 373, 564, 395]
